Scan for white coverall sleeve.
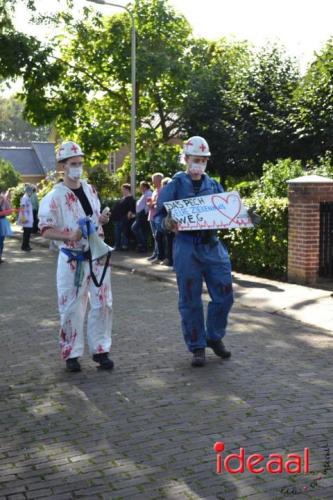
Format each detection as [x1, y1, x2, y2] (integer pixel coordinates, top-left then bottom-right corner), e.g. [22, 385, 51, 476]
[38, 193, 61, 233]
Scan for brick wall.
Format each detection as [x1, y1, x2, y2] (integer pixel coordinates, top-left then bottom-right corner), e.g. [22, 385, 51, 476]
[287, 175, 333, 284]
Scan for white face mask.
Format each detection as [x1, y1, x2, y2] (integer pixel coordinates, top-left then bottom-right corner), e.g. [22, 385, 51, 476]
[68, 166, 83, 180]
[188, 161, 207, 175]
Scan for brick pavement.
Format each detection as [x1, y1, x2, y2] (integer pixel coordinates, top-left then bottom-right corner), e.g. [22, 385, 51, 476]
[0, 238, 333, 499]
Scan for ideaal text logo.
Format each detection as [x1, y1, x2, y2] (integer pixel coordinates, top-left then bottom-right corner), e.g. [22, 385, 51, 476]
[214, 442, 309, 474]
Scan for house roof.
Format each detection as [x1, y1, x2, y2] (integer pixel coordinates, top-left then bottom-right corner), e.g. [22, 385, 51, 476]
[0, 141, 56, 176]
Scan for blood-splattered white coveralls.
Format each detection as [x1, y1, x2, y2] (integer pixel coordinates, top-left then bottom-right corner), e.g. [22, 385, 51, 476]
[38, 181, 112, 360]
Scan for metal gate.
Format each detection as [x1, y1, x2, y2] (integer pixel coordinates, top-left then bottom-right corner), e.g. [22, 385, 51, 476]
[319, 202, 333, 277]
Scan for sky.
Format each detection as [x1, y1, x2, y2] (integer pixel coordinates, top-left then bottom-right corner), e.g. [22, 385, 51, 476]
[9, 0, 333, 75]
[169, 0, 333, 69]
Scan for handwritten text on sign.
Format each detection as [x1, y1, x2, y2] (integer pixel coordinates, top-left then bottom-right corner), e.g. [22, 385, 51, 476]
[164, 192, 253, 230]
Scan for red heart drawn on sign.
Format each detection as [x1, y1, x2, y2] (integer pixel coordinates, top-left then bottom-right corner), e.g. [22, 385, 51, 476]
[211, 194, 241, 225]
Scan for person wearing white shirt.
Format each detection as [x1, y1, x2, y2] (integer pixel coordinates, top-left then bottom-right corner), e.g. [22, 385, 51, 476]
[18, 185, 34, 251]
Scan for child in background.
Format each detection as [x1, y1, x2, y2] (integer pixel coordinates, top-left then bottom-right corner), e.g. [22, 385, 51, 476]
[18, 185, 34, 251]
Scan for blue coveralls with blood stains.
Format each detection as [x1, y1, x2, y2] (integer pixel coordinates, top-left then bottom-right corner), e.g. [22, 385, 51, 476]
[155, 171, 234, 352]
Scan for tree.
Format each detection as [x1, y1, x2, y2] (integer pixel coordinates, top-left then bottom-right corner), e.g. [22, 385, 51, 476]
[0, 158, 21, 190]
[0, 97, 51, 141]
[0, 0, 55, 83]
[180, 38, 253, 179]
[2, 0, 317, 183]
[0, 0, 64, 146]
[86, 165, 120, 199]
[17, 0, 194, 163]
[181, 43, 299, 180]
[292, 39, 333, 159]
[237, 45, 300, 175]
[116, 140, 182, 183]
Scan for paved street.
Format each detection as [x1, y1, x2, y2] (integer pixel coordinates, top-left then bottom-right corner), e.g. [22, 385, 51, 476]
[0, 237, 333, 499]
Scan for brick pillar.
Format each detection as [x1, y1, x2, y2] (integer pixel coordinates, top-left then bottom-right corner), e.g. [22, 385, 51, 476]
[287, 175, 333, 285]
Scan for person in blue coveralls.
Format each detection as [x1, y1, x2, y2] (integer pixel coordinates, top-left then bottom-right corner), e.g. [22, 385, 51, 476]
[155, 136, 234, 368]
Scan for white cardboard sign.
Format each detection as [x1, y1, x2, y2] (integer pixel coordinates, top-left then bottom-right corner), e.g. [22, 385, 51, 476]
[163, 191, 253, 230]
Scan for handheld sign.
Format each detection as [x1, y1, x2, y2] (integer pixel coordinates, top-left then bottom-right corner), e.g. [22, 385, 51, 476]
[163, 192, 253, 230]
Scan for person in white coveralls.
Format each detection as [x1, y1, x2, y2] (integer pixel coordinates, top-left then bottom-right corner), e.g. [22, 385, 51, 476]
[38, 141, 114, 372]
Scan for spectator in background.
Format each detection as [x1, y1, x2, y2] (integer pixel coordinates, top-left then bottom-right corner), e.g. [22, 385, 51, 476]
[30, 185, 39, 234]
[159, 177, 174, 267]
[131, 181, 152, 253]
[0, 188, 13, 263]
[147, 172, 165, 263]
[110, 183, 136, 250]
[18, 185, 34, 252]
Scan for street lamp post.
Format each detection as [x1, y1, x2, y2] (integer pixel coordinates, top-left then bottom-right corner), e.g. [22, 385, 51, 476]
[85, 0, 136, 194]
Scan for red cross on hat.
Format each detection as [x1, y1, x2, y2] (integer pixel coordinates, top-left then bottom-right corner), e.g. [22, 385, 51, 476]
[199, 143, 206, 152]
[71, 144, 79, 153]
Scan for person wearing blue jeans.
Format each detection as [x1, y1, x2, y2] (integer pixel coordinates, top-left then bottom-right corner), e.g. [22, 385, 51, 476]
[131, 181, 152, 253]
[155, 136, 234, 367]
[114, 219, 128, 249]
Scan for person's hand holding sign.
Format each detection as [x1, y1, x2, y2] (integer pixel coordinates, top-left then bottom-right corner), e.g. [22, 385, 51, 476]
[247, 206, 261, 226]
[164, 210, 179, 233]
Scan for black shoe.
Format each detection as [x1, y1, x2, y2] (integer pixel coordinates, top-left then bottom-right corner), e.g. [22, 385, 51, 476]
[66, 357, 81, 372]
[191, 348, 206, 367]
[93, 353, 114, 370]
[206, 339, 231, 359]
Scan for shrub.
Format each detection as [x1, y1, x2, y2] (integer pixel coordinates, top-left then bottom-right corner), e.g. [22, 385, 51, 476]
[307, 151, 333, 178]
[10, 183, 26, 209]
[8, 183, 25, 222]
[36, 176, 58, 200]
[222, 196, 288, 279]
[258, 158, 304, 197]
[86, 165, 120, 199]
[229, 179, 260, 197]
[0, 158, 21, 191]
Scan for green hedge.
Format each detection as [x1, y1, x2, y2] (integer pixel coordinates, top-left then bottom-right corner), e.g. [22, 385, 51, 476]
[221, 197, 288, 279]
